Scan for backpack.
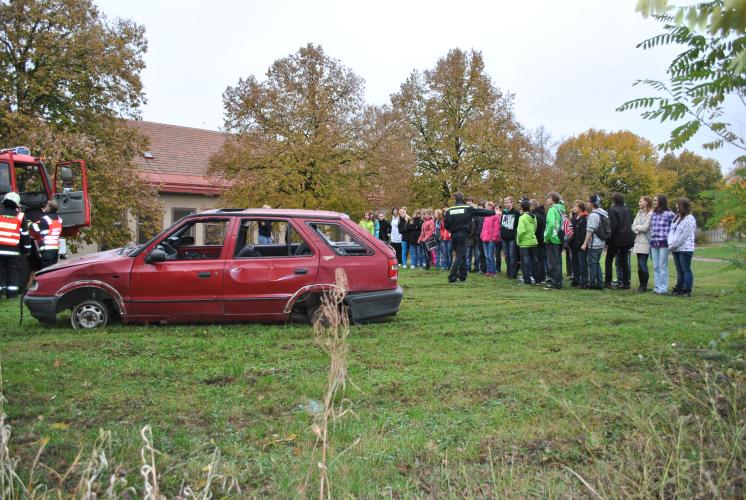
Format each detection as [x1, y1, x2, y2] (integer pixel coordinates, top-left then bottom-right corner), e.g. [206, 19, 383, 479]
[562, 215, 574, 243]
[595, 212, 611, 241]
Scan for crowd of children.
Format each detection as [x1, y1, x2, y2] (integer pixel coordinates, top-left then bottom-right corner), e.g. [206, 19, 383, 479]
[359, 191, 698, 296]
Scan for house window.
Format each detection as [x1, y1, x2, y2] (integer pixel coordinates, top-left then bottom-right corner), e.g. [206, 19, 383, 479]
[172, 208, 196, 238]
[172, 207, 195, 224]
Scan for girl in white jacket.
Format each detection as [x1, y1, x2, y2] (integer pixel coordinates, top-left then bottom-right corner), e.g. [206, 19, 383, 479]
[667, 197, 697, 296]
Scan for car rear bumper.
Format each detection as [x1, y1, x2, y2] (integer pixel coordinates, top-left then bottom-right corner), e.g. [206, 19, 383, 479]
[23, 295, 59, 324]
[345, 286, 403, 323]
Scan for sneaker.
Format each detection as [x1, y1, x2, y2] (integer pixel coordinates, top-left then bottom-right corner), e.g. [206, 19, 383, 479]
[636, 286, 647, 293]
[410, 265, 414, 270]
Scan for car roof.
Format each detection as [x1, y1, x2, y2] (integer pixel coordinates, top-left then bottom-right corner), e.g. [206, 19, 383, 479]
[200, 208, 348, 220]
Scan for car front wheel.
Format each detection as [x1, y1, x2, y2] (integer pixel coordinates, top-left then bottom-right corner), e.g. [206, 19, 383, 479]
[71, 299, 109, 329]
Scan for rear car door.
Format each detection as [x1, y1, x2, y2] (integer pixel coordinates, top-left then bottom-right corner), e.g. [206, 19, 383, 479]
[222, 218, 318, 319]
[52, 161, 91, 235]
[128, 217, 231, 321]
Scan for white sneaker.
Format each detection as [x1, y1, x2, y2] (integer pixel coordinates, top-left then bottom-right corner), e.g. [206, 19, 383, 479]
[410, 265, 414, 269]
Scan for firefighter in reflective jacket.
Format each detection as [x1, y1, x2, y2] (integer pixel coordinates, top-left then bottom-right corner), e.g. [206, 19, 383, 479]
[0, 192, 31, 299]
[444, 191, 495, 283]
[33, 200, 63, 269]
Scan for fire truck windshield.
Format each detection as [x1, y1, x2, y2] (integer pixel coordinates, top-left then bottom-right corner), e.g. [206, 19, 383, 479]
[15, 163, 45, 192]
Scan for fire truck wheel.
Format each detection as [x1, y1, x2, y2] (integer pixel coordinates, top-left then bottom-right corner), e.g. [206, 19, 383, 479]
[71, 299, 109, 329]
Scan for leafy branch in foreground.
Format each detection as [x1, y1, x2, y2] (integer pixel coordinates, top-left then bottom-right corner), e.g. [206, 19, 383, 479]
[619, 1, 746, 153]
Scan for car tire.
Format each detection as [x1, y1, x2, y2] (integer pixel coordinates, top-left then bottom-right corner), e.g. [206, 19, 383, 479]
[71, 299, 109, 329]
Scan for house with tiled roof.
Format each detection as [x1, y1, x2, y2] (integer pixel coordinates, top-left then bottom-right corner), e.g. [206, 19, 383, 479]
[74, 120, 227, 255]
[128, 120, 228, 244]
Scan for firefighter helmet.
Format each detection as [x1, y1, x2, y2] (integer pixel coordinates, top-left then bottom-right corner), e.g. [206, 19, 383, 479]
[3, 192, 21, 207]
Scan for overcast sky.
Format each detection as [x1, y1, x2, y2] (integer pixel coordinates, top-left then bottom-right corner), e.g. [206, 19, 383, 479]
[96, 0, 743, 172]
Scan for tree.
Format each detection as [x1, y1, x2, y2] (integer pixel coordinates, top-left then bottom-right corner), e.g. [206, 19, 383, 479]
[0, 0, 162, 247]
[657, 150, 722, 224]
[618, 0, 746, 153]
[211, 44, 377, 215]
[709, 165, 745, 236]
[554, 129, 659, 207]
[391, 49, 526, 206]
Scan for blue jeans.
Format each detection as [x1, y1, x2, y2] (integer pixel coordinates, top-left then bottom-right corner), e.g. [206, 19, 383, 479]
[438, 240, 452, 269]
[495, 240, 502, 273]
[467, 243, 482, 272]
[650, 246, 669, 293]
[503, 240, 519, 278]
[673, 251, 694, 291]
[484, 241, 496, 274]
[413, 244, 424, 267]
[588, 248, 604, 289]
[637, 253, 649, 288]
[571, 248, 588, 286]
[258, 235, 272, 245]
[401, 241, 412, 267]
[520, 246, 538, 284]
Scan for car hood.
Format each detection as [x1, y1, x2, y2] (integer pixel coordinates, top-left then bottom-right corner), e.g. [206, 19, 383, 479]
[35, 248, 131, 276]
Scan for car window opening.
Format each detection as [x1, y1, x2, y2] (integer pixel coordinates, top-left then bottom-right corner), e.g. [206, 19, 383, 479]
[307, 222, 372, 256]
[234, 219, 313, 258]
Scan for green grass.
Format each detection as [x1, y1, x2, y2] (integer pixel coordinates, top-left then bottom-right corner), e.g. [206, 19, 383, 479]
[0, 254, 744, 496]
[696, 242, 745, 260]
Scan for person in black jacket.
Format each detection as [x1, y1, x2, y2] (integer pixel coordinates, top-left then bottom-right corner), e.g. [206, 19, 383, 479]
[605, 192, 635, 289]
[376, 212, 391, 243]
[569, 200, 589, 288]
[530, 200, 546, 283]
[444, 192, 496, 283]
[500, 197, 520, 279]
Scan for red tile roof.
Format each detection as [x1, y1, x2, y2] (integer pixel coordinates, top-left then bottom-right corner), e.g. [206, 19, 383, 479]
[129, 120, 228, 195]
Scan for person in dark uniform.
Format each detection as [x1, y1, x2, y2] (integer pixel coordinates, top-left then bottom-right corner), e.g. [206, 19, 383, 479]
[0, 192, 32, 299]
[444, 192, 496, 283]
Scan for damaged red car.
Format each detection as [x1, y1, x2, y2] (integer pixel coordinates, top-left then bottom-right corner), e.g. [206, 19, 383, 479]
[24, 208, 403, 328]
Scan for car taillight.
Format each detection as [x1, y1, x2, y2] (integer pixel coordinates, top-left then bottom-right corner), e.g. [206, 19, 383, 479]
[388, 258, 398, 280]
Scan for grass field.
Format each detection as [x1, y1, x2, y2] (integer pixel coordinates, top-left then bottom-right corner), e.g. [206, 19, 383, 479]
[0, 253, 744, 497]
[695, 242, 745, 260]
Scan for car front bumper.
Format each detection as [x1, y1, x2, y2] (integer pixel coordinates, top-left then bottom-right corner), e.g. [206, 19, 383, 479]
[23, 295, 60, 324]
[345, 286, 403, 323]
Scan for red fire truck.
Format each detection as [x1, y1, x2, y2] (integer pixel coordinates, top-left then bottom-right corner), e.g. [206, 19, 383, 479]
[0, 146, 91, 280]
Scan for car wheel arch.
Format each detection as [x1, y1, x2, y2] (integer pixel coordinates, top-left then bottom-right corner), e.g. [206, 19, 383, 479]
[55, 282, 125, 318]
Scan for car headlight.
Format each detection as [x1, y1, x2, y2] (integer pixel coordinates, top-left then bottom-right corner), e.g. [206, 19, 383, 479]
[27, 279, 39, 292]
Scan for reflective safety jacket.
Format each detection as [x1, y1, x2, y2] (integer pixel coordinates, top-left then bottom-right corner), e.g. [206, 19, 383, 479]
[35, 213, 63, 251]
[0, 207, 31, 256]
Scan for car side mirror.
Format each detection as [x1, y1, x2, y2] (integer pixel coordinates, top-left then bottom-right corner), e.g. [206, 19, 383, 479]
[60, 166, 74, 183]
[145, 248, 167, 264]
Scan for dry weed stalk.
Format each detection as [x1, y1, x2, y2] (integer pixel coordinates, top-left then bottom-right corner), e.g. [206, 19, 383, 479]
[304, 268, 358, 500]
[0, 358, 241, 498]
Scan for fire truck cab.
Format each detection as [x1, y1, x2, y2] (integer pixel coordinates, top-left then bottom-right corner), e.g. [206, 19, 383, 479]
[0, 146, 90, 237]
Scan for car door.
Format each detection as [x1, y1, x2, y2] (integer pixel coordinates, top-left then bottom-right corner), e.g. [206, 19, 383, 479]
[52, 161, 91, 236]
[222, 218, 318, 319]
[127, 217, 232, 321]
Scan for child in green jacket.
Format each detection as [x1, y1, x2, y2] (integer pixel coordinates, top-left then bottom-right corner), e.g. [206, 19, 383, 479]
[517, 199, 539, 284]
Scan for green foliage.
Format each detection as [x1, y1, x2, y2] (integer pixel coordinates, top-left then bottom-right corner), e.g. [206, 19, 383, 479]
[619, 0, 746, 153]
[555, 129, 659, 205]
[709, 165, 746, 234]
[391, 49, 528, 205]
[0, 0, 162, 247]
[657, 150, 722, 224]
[211, 44, 379, 215]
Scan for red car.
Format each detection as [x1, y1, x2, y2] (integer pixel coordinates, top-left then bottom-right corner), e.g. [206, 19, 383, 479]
[24, 208, 403, 329]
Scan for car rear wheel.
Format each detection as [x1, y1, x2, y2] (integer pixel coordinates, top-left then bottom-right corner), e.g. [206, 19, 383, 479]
[71, 299, 109, 329]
